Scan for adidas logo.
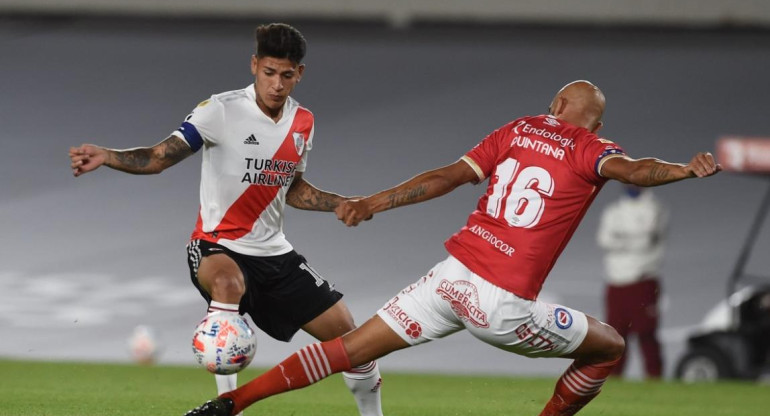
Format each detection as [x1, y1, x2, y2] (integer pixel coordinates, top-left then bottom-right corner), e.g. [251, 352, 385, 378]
[243, 134, 259, 145]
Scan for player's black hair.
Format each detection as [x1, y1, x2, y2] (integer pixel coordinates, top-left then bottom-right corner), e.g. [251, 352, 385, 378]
[255, 23, 306, 64]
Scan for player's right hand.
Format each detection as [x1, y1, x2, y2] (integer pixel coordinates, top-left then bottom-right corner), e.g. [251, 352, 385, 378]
[69, 144, 108, 177]
[336, 199, 373, 227]
[685, 151, 722, 178]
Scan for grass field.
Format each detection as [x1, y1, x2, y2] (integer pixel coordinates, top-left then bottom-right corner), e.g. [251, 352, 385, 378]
[0, 359, 767, 416]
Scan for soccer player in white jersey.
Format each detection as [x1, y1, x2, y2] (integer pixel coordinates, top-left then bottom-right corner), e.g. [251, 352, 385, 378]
[69, 23, 383, 416]
[182, 80, 721, 416]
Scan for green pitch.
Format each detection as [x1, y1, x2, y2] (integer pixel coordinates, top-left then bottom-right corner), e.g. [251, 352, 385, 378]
[0, 359, 767, 416]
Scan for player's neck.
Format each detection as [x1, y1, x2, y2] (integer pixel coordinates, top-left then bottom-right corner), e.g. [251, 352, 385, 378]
[256, 98, 284, 123]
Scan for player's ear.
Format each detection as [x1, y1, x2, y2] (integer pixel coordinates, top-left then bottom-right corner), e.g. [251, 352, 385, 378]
[551, 96, 567, 117]
[591, 120, 603, 134]
[297, 63, 305, 82]
[250, 55, 259, 76]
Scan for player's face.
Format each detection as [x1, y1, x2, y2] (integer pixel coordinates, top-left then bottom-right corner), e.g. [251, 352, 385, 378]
[251, 55, 304, 117]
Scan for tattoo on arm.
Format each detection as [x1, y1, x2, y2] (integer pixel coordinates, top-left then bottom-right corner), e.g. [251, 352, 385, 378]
[158, 137, 194, 167]
[108, 137, 192, 174]
[387, 185, 428, 209]
[286, 179, 343, 211]
[112, 148, 153, 170]
[647, 163, 672, 183]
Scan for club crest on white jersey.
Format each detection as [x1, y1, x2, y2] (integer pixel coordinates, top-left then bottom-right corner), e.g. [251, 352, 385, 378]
[293, 132, 305, 155]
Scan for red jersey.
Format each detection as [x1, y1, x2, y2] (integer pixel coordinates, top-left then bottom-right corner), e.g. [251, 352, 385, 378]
[444, 115, 626, 300]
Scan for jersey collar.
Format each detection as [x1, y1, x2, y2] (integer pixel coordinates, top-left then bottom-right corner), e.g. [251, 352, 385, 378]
[246, 83, 296, 124]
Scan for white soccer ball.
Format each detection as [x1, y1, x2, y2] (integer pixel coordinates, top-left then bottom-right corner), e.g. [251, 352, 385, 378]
[191, 312, 257, 375]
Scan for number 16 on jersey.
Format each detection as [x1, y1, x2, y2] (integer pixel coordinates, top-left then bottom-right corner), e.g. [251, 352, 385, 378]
[486, 158, 555, 228]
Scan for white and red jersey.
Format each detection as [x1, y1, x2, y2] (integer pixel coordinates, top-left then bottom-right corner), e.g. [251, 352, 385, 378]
[172, 84, 314, 256]
[445, 114, 626, 300]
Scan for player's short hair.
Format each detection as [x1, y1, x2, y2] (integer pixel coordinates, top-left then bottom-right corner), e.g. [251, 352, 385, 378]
[255, 23, 306, 64]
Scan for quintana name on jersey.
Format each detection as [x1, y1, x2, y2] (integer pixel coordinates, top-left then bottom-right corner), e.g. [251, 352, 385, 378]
[509, 119, 578, 161]
[510, 135, 566, 161]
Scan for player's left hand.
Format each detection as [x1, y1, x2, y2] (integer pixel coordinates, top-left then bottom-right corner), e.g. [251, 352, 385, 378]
[685, 151, 722, 178]
[336, 199, 373, 226]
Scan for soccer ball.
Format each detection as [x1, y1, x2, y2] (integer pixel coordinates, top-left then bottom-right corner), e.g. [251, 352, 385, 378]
[191, 312, 257, 375]
[128, 325, 160, 365]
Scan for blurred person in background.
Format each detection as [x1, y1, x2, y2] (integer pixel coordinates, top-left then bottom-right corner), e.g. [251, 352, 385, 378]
[69, 23, 383, 416]
[184, 80, 721, 416]
[597, 184, 668, 379]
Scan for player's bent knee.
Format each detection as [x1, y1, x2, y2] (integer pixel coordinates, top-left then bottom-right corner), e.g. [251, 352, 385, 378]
[603, 323, 625, 361]
[197, 255, 245, 302]
[574, 318, 626, 363]
[207, 274, 246, 302]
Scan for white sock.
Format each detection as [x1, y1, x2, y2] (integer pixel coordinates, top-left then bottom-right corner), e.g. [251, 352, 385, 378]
[208, 302, 243, 415]
[342, 361, 384, 416]
[215, 373, 237, 394]
[208, 301, 239, 314]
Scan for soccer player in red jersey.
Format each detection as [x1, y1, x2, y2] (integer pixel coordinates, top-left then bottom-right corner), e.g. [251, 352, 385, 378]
[184, 80, 721, 416]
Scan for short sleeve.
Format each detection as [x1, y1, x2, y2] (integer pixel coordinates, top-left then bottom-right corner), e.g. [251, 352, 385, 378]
[295, 124, 314, 173]
[463, 124, 510, 182]
[170, 98, 225, 152]
[578, 137, 626, 184]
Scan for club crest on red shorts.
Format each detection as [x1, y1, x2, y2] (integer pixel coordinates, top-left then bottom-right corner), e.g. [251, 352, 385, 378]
[436, 279, 490, 328]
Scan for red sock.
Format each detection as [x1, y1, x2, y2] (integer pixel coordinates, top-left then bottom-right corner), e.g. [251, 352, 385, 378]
[222, 338, 352, 414]
[539, 358, 619, 416]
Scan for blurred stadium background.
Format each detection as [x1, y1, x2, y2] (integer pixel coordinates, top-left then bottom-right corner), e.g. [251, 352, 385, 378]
[1, 0, 769, 380]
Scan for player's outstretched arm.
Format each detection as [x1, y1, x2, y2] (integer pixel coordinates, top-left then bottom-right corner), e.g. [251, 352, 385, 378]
[286, 172, 348, 212]
[600, 152, 722, 187]
[336, 159, 479, 226]
[69, 136, 193, 177]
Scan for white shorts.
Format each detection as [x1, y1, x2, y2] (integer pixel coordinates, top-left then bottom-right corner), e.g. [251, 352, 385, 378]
[376, 255, 589, 358]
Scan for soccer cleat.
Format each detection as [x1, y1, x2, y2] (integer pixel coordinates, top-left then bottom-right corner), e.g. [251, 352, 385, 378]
[183, 398, 234, 416]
